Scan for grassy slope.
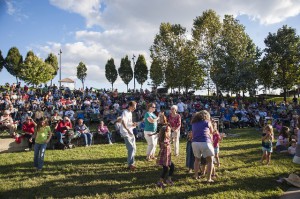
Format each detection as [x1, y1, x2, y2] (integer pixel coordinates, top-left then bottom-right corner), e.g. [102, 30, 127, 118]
[0, 128, 299, 199]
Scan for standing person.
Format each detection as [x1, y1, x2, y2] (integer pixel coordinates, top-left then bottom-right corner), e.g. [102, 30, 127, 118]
[212, 120, 222, 168]
[191, 110, 215, 183]
[186, 131, 195, 173]
[156, 125, 175, 188]
[30, 117, 52, 171]
[168, 105, 181, 156]
[22, 116, 37, 151]
[261, 124, 274, 165]
[120, 101, 138, 170]
[144, 103, 159, 161]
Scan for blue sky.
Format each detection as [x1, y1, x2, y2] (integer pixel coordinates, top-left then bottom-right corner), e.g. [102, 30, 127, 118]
[1, 0, 300, 93]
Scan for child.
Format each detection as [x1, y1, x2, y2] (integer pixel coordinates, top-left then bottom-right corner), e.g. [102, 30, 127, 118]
[212, 121, 222, 167]
[186, 131, 194, 173]
[30, 117, 52, 171]
[156, 125, 175, 188]
[288, 140, 297, 156]
[261, 124, 274, 165]
[275, 126, 289, 153]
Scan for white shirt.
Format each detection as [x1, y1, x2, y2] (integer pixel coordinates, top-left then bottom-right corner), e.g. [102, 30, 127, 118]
[177, 102, 185, 113]
[120, 109, 134, 138]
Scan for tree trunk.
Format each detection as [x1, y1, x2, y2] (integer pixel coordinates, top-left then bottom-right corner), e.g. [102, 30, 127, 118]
[112, 83, 114, 91]
[126, 84, 128, 92]
[284, 88, 287, 102]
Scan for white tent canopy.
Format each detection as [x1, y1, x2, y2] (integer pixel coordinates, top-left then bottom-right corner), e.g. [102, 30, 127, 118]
[58, 78, 75, 89]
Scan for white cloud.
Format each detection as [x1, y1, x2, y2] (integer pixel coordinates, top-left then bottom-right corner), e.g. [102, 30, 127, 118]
[49, 0, 103, 28]
[5, 0, 28, 21]
[5, 0, 16, 15]
[41, 0, 300, 91]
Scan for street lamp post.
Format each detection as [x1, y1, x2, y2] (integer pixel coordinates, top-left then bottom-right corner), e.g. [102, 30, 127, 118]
[58, 49, 62, 88]
[132, 54, 136, 92]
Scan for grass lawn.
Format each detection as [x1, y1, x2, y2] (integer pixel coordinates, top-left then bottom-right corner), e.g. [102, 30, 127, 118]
[0, 128, 299, 199]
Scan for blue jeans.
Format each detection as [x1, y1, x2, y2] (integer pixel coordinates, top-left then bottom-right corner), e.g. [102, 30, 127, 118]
[34, 143, 47, 170]
[80, 133, 93, 145]
[124, 136, 136, 166]
[56, 131, 72, 144]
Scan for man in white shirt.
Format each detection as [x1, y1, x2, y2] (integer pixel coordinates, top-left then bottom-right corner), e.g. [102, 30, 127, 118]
[120, 101, 137, 170]
[177, 100, 185, 113]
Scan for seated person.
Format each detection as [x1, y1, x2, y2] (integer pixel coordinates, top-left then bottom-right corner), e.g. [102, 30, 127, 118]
[50, 110, 62, 129]
[55, 116, 73, 145]
[239, 114, 250, 128]
[65, 106, 76, 125]
[34, 107, 44, 120]
[221, 112, 231, 129]
[75, 119, 92, 147]
[0, 110, 17, 136]
[288, 140, 297, 156]
[275, 126, 290, 153]
[230, 114, 240, 128]
[22, 116, 37, 150]
[97, 120, 113, 144]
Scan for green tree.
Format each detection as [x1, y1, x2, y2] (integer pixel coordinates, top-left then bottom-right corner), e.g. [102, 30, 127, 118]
[20, 51, 55, 87]
[178, 43, 205, 94]
[263, 25, 300, 101]
[149, 58, 164, 88]
[44, 53, 59, 86]
[257, 56, 273, 92]
[192, 9, 222, 95]
[5, 47, 23, 83]
[213, 15, 259, 95]
[0, 50, 4, 72]
[134, 54, 148, 89]
[118, 55, 133, 92]
[77, 61, 87, 89]
[150, 23, 204, 92]
[105, 58, 118, 90]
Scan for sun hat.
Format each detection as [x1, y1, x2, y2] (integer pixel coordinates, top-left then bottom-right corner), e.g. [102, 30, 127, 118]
[284, 174, 300, 188]
[293, 156, 300, 164]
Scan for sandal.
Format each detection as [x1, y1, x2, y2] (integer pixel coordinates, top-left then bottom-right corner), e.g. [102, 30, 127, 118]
[165, 179, 174, 186]
[157, 181, 165, 188]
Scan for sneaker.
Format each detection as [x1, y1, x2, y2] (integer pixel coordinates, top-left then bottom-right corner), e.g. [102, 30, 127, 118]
[157, 181, 165, 188]
[24, 148, 30, 152]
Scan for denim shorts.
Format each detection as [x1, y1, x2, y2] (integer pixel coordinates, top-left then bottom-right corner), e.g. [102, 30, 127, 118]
[262, 147, 273, 153]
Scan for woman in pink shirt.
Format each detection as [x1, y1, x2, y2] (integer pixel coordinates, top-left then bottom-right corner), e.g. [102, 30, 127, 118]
[97, 121, 113, 144]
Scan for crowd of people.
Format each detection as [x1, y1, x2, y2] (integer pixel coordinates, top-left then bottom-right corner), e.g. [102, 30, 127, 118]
[0, 82, 299, 183]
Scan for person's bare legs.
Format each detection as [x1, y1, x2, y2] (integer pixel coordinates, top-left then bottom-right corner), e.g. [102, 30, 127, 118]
[194, 158, 200, 179]
[206, 156, 214, 182]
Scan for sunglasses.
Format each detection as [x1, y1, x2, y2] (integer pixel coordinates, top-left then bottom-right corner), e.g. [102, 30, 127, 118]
[152, 106, 156, 108]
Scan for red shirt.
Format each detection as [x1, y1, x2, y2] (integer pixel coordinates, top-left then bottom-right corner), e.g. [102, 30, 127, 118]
[22, 122, 35, 134]
[56, 120, 72, 134]
[168, 114, 181, 129]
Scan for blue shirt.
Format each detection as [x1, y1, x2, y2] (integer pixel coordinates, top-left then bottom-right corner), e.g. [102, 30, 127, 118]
[144, 112, 157, 132]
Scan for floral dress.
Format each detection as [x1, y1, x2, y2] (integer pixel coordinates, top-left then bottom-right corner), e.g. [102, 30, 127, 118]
[157, 136, 171, 166]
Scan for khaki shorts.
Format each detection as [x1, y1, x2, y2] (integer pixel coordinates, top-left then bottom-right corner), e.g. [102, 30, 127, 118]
[192, 142, 215, 158]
